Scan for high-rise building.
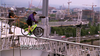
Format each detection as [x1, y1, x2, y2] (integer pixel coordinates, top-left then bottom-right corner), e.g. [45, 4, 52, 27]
[82, 10, 93, 21]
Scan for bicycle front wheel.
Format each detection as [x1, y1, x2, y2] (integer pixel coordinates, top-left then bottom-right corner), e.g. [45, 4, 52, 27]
[21, 28, 28, 36]
[33, 27, 44, 37]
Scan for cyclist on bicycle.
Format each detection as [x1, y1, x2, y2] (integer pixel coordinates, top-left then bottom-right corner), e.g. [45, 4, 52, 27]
[26, 12, 38, 35]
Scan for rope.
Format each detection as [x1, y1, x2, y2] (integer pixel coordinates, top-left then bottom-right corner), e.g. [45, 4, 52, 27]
[15, 18, 28, 27]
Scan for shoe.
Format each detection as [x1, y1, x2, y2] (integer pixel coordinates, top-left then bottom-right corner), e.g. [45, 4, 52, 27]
[28, 33, 32, 35]
[9, 32, 13, 34]
[29, 31, 32, 34]
[10, 47, 13, 49]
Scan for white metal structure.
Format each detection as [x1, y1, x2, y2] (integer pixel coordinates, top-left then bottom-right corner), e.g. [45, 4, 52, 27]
[0, 35, 100, 56]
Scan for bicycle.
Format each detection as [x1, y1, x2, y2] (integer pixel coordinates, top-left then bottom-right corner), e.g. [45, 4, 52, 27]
[21, 23, 44, 37]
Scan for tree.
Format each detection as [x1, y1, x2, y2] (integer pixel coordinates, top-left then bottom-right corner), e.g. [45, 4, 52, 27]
[49, 14, 56, 17]
[34, 8, 42, 11]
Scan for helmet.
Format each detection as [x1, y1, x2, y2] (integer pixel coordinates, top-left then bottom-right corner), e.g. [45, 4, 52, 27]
[10, 7, 15, 11]
[32, 12, 37, 14]
[10, 7, 17, 11]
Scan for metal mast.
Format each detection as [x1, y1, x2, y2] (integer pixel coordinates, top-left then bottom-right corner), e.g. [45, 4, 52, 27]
[42, 0, 50, 37]
[67, 0, 72, 16]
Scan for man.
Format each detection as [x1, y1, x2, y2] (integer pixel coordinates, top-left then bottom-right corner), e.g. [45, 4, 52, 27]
[8, 7, 18, 34]
[26, 12, 38, 35]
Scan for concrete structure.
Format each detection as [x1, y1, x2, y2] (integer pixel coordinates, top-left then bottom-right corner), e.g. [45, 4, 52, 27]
[82, 10, 93, 20]
[42, 0, 50, 37]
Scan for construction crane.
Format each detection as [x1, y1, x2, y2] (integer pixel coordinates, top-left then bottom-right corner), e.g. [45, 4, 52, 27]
[29, 0, 34, 8]
[83, 3, 97, 25]
[67, 0, 72, 16]
[31, 0, 33, 7]
[83, 3, 97, 11]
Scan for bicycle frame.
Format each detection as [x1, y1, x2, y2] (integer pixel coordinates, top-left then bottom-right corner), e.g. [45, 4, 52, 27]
[31, 24, 37, 32]
[24, 24, 37, 32]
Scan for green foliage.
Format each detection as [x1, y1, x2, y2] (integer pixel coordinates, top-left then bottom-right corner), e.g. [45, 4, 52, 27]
[49, 14, 56, 17]
[34, 8, 42, 11]
[51, 27, 76, 37]
[14, 18, 28, 29]
[51, 23, 99, 37]
[19, 18, 28, 29]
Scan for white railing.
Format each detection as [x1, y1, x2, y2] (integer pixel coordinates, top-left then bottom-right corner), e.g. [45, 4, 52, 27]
[0, 17, 17, 38]
[0, 35, 100, 56]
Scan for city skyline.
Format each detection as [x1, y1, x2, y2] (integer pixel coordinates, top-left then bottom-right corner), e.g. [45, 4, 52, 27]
[0, 0, 99, 8]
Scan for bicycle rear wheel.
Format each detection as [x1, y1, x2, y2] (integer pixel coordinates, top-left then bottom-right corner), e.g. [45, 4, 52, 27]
[33, 27, 44, 37]
[21, 28, 28, 36]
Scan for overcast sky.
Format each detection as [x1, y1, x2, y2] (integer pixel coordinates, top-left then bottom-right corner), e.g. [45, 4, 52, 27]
[0, 0, 99, 8]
